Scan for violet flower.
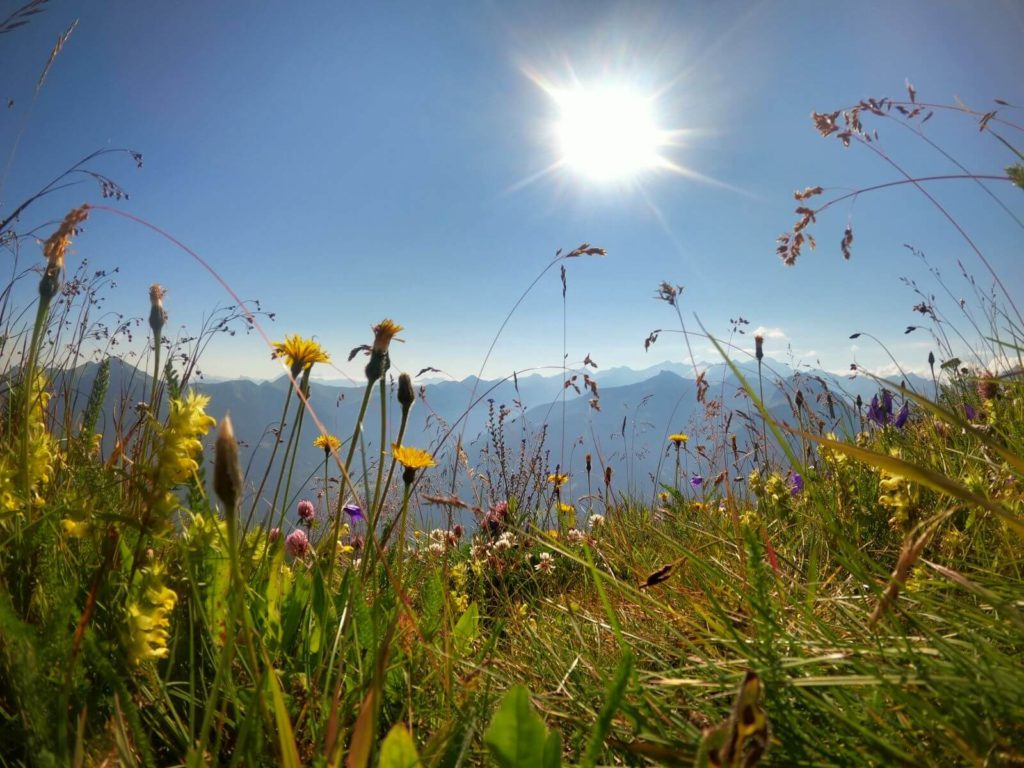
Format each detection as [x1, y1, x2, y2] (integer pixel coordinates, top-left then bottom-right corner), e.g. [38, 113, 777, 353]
[788, 471, 803, 497]
[343, 502, 364, 522]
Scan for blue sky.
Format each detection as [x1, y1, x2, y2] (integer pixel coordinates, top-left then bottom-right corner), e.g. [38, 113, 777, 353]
[2, 1, 1022, 383]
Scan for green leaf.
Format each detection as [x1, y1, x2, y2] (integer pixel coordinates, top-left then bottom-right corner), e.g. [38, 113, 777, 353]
[262, 651, 302, 768]
[379, 724, 423, 768]
[420, 571, 444, 640]
[581, 651, 633, 767]
[543, 730, 562, 768]
[484, 685, 550, 768]
[452, 601, 479, 655]
[346, 687, 377, 768]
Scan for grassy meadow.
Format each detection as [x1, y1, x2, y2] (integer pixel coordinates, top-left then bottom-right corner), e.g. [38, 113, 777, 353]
[1, 54, 1024, 768]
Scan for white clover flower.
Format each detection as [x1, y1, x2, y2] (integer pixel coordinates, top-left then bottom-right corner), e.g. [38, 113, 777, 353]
[534, 552, 555, 573]
[588, 514, 605, 529]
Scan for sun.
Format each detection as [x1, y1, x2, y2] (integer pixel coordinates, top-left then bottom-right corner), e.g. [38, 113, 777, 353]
[552, 84, 668, 183]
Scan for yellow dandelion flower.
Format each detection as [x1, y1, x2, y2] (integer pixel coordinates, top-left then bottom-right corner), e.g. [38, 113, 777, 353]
[371, 319, 404, 354]
[272, 334, 330, 374]
[557, 502, 574, 514]
[392, 444, 436, 470]
[547, 472, 569, 488]
[668, 433, 689, 445]
[314, 434, 341, 453]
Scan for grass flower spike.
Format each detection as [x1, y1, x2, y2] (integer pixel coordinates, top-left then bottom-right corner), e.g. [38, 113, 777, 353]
[272, 334, 330, 376]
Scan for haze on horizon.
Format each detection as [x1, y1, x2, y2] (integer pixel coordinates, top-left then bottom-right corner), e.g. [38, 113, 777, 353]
[2, 1, 1021, 386]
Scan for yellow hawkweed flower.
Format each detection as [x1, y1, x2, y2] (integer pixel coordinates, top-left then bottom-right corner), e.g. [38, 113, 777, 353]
[314, 434, 341, 453]
[547, 472, 569, 488]
[125, 566, 178, 664]
[272, 334, 330, 375]
[62, 518, 91, 538]
[371, 319, 403, 354]
[668, 433, 689, 445]
[392, 444, 436, 470]
[557, 502, 574, 514]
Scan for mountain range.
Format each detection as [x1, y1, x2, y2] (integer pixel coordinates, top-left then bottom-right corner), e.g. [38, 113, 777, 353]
[51, 358, 930, 528]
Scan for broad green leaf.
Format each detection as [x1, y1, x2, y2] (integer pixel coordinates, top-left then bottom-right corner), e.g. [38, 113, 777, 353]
[452, 602, 479, 655]
[484, 685, 549, 768]
[379, 724, 423, 768]
[543, 730, 562, 768]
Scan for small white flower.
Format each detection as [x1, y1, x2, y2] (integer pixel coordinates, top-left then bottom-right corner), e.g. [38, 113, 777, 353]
[567, 528, 585, 543]
[588, 514, 605, 529]
[534, 552, 555, 573]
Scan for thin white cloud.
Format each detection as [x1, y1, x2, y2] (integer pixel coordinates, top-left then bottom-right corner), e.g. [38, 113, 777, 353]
[754, 326, 787, 340]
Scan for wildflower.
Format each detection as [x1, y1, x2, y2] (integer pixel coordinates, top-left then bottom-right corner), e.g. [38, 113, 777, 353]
[668, 433, 689, 445]
[149, 284, 167, 338]
[269, 527, 282, 543]
[372, 319, 403, 354]
[343, 502, 364, 522]
[366, 319, 403, 382]
[493, 501, 509, 517]
[62, 518, 91, 538]
[567, 528, 585, 543]
[21, 374, 57, 505]
[392, 444, 436, 470]
[754, 333, 764, 361]
[286, 528, 310, 558]
[148, 391, 216, 531]
[547, 472, 569, 488]
[272, 334, 330, 376]
[588, 514, 605, 529]
[393, 444, 436, 484]
[314, 434, 341, 453]
[788, 471, 803, 497]
[534, 552, 555, 573]
[557, 502, 574, 514]
[690, 475, 703, 488]
[40, 206, 89, 300]
[397, 371, 415, 413]
[125, 565, 177, 665]
[964, 404, 977, 422]
[893, 401, 910, 428]
[297, 499, 316, 526]
[866, 392, 891, 426]
[547, 529, 560, 539]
